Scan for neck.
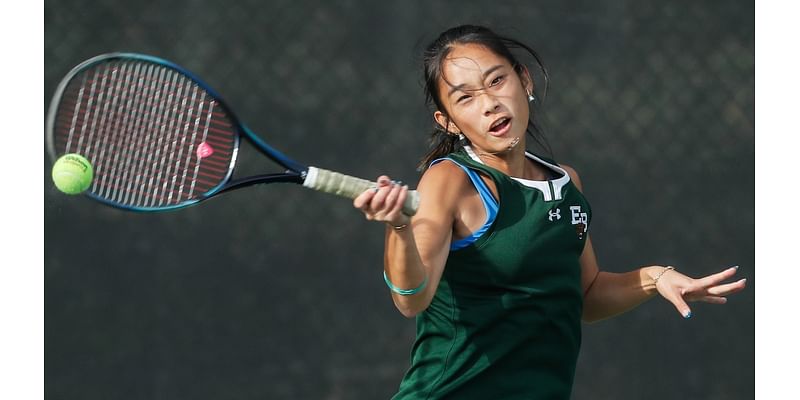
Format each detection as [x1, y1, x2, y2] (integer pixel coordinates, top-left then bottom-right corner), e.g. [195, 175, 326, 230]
[467, 140, 553, 181]
[469, 142, 528, 177]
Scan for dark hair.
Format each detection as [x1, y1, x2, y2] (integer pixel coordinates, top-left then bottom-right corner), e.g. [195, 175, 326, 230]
[418, 25, 552, 171]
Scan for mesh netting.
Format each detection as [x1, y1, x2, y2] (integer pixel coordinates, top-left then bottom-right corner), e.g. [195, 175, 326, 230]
[45, 1, 753, 399]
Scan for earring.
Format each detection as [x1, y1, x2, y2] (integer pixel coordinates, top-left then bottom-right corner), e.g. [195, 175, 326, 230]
[458, 133, 465, 141]
[527, 91, 535, 103]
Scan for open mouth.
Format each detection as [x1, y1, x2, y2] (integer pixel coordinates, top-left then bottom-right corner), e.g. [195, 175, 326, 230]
[489, 117, 511, 134]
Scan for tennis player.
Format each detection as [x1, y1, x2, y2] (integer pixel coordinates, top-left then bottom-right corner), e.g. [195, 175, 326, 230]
[353, 25, 747, 399]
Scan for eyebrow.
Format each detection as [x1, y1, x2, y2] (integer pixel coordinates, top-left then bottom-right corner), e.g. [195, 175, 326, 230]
[447, 64, 506, 97]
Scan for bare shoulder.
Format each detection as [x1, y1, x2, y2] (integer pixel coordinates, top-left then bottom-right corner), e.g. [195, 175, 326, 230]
[417, 159, 472, 214]
[418, 159, 470, 196]
[558, 163, 584, 192]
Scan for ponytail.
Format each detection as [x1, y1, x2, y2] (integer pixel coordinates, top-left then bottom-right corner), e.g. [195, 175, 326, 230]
[418, 128, 462, 171]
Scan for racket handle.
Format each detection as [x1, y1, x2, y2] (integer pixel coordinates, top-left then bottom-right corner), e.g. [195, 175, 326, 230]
[303, 166, 419, 216]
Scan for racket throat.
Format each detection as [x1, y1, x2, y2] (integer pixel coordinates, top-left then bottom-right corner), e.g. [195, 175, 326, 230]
[220, 172, 305, 193]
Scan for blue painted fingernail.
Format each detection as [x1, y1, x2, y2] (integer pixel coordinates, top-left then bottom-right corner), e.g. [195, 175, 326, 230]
[684, 311, 692, 319]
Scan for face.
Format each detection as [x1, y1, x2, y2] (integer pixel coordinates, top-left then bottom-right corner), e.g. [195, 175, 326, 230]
[434, 43, 533, 156]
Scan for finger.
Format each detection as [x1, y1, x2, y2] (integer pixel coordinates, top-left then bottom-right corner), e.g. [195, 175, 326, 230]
[376, 175, 392, 187]
[385, 185, 409, 221]
[695, 265, 739, 287]
[395, 185, 409, 215]
[664, 290, 693, 319]
[706, 278, 747, 296]
[370, 184, 392, 211]
[369, 176, 395, 209]
[353, 188, 376, 209]
[383, 183, 403, 214]
[699, 296, 727, 305]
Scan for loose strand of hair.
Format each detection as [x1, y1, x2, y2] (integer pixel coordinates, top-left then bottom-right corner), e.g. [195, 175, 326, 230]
[503, 38, 550, 103]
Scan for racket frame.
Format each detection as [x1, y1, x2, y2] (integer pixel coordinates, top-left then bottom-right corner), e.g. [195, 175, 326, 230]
[46, 53, 310, 212]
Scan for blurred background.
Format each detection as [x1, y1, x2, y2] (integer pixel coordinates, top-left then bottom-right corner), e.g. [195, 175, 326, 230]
[44, 1, 753, 399]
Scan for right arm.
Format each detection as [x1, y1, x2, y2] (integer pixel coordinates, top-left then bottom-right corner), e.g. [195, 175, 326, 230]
[354, 162, 466, 317]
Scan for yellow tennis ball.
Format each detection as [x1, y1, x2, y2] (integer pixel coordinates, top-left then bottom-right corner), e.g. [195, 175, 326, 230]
[52, 153, 94, 195]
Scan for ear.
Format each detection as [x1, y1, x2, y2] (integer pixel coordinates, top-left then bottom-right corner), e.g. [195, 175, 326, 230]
[517, 65, 534, 95]
[433, 111, 460, 134]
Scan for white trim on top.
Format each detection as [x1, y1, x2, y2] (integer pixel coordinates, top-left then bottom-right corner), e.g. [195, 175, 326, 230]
[462, 145, 571, 201]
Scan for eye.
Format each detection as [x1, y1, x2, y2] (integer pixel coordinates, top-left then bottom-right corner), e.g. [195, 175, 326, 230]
[490, 75, 506, 86]
[457, 94, 472, 103]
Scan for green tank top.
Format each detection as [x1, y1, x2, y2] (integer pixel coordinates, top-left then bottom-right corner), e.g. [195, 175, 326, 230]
[393, 150, 591, 400]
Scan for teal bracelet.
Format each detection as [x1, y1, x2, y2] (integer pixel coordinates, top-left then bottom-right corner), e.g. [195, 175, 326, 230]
[383, 270, 427, 296]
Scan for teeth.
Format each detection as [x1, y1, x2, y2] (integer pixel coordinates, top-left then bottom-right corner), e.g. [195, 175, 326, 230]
[491, 118, 508, 129]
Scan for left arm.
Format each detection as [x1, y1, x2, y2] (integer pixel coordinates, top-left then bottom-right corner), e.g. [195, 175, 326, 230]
[560, 165, 747, 323]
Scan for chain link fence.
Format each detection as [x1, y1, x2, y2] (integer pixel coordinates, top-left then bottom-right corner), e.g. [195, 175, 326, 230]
[45, 1, 753, 399]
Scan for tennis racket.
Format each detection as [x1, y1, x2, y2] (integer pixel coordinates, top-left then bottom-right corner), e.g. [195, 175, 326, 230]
[46, 53, 419, 214]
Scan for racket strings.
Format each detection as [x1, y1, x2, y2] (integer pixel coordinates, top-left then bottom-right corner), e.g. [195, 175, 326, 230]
[53, 60, 237, 208]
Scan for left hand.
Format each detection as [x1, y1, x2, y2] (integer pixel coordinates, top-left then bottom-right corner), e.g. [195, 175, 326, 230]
[652, 266, 747, 318]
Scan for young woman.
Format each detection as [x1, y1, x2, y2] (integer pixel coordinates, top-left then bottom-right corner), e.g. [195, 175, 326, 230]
[353, 25, 746, 399]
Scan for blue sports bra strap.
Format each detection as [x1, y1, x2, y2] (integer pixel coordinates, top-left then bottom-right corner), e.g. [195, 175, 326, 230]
[430, 157, 499, 250]
[465, 168, 499, 209]
[430, 158, 498, 207]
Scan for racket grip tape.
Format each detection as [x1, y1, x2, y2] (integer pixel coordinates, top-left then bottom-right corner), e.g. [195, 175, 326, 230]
[303, 166, 419, 216]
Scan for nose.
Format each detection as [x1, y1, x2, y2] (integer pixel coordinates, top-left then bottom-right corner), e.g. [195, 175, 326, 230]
[482, 92, 501, 116]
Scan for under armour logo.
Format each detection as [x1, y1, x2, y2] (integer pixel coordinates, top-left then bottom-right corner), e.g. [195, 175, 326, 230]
[548, 208, 561, 221]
